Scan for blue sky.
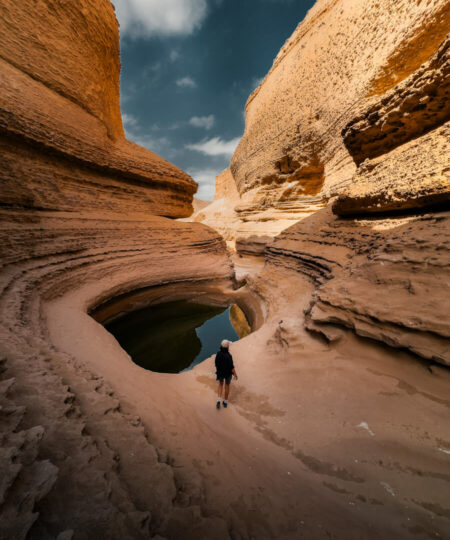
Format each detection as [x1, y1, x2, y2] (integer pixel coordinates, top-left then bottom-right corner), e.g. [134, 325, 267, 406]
[112, 0, 315, 200]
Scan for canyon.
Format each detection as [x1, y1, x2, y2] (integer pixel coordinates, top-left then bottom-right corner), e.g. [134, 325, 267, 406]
[0, 1, 449, 540]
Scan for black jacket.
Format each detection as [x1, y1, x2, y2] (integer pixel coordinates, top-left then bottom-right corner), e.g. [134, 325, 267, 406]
[215, 347, 234, 379]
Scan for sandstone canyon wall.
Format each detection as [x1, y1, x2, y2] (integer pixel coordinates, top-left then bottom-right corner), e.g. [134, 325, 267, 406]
[233, 0, 449, 210]
[0, 0, 197, 218]
[199, 0, 450, 365]
[201, 0, 449, 245]
[0, 1, 234, 537]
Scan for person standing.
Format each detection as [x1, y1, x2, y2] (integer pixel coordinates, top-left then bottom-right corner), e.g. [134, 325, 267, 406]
[215, 339, 238, 409]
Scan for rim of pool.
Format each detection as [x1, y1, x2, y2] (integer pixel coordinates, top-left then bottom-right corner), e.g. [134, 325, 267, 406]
[104, 300, 251, 373]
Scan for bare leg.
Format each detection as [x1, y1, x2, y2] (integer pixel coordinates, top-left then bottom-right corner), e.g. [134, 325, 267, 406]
[224, 384, 230, 401]
[217, 381, 224, 398]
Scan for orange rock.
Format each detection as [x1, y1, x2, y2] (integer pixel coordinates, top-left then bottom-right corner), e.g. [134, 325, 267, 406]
[0, 0, 196, 218]
[197, 0, 450, 364]
[232, 0, 449, 205]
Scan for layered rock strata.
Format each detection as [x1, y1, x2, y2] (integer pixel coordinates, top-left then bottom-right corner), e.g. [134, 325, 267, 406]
[1, 0, 450, 538]
[232, 0, 449, 203]
[0, 0, 234, 537]
[0, 0, 196, 218]
[334, 36, 450, 215]
[199, 0, 449, 251]
[198, 0, 450, 365]
[0, 211, 234, 538]
[192, 168, 318, 254]
[192, 169, 242, 243]
[266, 207, 450, 366]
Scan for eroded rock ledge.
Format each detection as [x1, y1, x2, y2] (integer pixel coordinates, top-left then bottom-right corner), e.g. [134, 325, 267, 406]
[334, 36, 450, 215]
[0, 209, 234, 538]
[0, 0, 196, 219]
[266, 207, 450, 366]
[1, 0, 450, 537]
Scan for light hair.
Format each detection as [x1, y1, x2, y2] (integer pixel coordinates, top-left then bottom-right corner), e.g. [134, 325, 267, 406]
[221, 339, 231, 348]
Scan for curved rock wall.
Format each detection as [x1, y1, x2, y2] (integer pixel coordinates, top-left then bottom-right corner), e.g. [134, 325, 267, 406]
[198, 0, 450, 364]
[232, 0, 449, 204]
[0, 208, 234, 538]
[1, 0, 449, 536]
[0, 0, 197, 219]
[0, 1, 234, 537]
[266, 207, 450, 366]
[198, 0, 449, 251]
[0, 0, 124, 139]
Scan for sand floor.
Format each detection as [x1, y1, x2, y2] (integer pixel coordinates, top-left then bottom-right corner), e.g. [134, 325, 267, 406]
[42, 255, 450, 539]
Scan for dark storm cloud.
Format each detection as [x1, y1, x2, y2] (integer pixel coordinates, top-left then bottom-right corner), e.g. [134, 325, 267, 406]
[113, 0, 315, 200]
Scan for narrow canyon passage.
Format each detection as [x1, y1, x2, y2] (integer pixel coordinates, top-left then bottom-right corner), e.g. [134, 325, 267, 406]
[1, 0, 449, 539]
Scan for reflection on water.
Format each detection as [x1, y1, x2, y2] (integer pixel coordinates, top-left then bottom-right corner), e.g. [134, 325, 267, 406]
[106, 300, 248, 373]
[230, 304, 252, 338]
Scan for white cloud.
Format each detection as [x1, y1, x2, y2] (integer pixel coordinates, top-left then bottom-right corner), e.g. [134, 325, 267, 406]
[189, 115, 215, 130]
[186, 136, 240, 157]
[187, 167, 223, 201]
[112, 0, 208, 39]
[121, 114, 177, 158]
[252, 76, 264, 89]
[169, 50, 180, 62]
[176, 76, 197, 89]
[122, 113, 138, 129]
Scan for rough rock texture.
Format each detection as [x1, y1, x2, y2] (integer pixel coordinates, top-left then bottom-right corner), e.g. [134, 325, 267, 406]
[232, 0, 449, 203]
[233, 190, 327, 254]
[198, 0, 450, 364]
[341, 36, 450, 166]
[2, 0, 450, 538]
[0, 0, 196, 218]
[333, 122, 449, 215]
[199, 0, 449, 250]
[334, 35, 449, 215]
[0, 210, 234, 539]
[191, 169, 242, 242]
[214, 168, 240, 202]
[194, 167, 324, 253]
[0, 0, 234, 537]
[0, 0, 124, 140]
[266, 207, 450, 365]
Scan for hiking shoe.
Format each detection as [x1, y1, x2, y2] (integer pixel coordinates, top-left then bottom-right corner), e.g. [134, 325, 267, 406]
[216, 401, 220, 409]
[223, 401, 228, 408]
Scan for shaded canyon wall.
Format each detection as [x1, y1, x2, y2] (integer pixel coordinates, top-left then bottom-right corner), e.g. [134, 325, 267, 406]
[0, 1, 234, 537]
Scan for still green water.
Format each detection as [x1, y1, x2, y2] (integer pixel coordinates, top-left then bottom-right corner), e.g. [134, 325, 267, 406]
[106, 300, 239, 373]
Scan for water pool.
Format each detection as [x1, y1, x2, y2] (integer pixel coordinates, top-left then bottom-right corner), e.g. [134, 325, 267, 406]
[106, 300, 248, 373]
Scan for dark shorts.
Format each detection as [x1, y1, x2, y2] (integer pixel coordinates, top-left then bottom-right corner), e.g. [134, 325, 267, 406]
[217, 375, 232, 385]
